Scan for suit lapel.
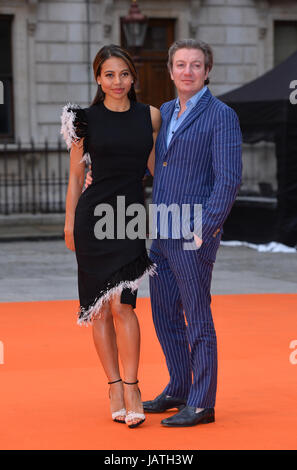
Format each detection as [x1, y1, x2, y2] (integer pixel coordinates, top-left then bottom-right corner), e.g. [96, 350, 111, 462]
[165, 88, 212, 157]
[160, 100, 175, 154]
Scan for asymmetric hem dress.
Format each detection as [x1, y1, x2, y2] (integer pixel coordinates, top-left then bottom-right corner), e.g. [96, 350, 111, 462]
[61, 100, 156, 325]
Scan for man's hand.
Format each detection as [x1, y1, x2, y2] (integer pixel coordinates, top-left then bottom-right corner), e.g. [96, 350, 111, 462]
[194, 233, 203, 248]
[84, 164, 93, 189]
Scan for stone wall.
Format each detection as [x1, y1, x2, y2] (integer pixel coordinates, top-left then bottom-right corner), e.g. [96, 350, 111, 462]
[1, 0, 296, 144]
[1, 0, 297, 195]
[35, 0, 111, 143]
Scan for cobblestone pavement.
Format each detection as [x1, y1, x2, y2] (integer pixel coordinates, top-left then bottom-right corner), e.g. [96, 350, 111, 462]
[0, 239, 296, 303]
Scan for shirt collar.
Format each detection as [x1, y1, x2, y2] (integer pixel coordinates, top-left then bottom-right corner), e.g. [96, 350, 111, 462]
[174, 85, 207, 111]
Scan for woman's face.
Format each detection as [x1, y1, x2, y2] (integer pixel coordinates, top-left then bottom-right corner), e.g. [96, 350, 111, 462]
[98, 56, 134, 100]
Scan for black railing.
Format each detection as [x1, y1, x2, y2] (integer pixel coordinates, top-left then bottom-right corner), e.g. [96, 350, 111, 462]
[0, 140, 69, 215]
[0, 139, 277, 218]
[0, 140, 154, 216]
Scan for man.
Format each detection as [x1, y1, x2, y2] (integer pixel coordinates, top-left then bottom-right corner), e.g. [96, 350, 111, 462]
[143, 39, 242, 427]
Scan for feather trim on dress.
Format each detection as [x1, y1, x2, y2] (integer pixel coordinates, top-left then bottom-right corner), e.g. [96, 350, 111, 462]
[80, 152, 91, 166]
[77, 254, 157, 326]
[60, 103, 91, 165]
[60, 103, 81, 150]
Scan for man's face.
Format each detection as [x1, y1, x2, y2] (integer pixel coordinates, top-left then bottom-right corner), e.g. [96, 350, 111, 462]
[170, 48, 209, 97]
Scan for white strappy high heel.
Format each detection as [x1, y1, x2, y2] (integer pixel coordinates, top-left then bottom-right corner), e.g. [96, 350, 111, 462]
[108, 379, 126, 423]
[123, 380, 145, 428]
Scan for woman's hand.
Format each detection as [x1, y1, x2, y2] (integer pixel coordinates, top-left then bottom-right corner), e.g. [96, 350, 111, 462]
[64, 226, 75, 252]
[84, 164, 93, 188]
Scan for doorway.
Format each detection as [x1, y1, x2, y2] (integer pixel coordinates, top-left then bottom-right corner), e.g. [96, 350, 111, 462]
[121, 18, 176, 108]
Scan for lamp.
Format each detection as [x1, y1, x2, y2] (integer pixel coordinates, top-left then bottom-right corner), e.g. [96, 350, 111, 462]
[122, 0, 148, 49]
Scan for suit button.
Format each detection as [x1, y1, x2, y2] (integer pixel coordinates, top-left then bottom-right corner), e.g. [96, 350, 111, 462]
[163, 162, 167, 167]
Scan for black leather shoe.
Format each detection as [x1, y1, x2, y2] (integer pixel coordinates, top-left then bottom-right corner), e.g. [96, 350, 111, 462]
[143, 392, 187, 413]
[161, 406, 215, 427]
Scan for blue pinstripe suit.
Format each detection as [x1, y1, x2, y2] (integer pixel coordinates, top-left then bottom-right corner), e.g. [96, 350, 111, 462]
[149, 87, 242, 407]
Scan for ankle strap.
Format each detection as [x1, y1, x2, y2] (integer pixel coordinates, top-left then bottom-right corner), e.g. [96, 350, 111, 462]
[123, 380, 139, 385]
[108, 378, 122, 385]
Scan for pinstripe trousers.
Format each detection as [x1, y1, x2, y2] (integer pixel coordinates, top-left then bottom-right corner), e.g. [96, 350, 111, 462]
[149, 237, 217, 408]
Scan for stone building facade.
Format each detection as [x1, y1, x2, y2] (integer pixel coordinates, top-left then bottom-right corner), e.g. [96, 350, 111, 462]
[0, 0, 296, 197]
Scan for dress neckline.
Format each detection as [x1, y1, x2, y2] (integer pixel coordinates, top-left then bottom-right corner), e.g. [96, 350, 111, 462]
[102, 101, 133, 114]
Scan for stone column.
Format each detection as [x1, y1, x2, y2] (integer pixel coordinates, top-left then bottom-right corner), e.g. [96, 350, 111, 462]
[27, 0, 39, 143]
[189, 0, 202, 39]
[256, 0, 269, 76]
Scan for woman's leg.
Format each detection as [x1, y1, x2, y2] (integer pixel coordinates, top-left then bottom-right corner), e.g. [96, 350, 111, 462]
[109, 295, 144, 426]
[92, 302, 125, 421]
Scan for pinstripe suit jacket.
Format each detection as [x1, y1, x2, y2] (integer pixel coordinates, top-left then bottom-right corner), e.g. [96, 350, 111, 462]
[152, 87, 242, 261]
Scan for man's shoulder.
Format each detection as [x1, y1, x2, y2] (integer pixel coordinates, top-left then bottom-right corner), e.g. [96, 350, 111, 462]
[160, 91, 238, 121]
[208, 93, 238, 119]
[160, 99, 176, 114]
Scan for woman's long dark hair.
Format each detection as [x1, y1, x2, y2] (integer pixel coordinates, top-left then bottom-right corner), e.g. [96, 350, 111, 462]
[91, 44, 137, 105]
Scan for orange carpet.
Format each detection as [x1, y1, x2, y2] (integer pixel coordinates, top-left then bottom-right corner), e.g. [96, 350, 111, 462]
[0, 294, 296, 450]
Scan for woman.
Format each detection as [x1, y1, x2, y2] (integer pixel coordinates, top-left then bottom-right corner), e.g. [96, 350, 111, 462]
[61, 44, 161, 428]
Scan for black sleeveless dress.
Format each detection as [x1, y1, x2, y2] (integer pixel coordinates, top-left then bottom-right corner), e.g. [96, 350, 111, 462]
[61, 100, 156, 325]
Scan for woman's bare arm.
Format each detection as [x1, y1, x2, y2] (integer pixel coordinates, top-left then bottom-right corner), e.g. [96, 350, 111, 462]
[64, 139, 86, 251]
[147, 106, 162, 176]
